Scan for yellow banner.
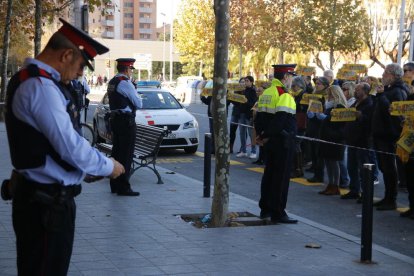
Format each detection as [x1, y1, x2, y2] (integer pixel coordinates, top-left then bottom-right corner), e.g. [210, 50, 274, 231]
[300, 93, 323, 105]
[201, 88, 247, 103]
[227, 83, 245, 92]
[342, 64, 367, 74]
[397, 131, 414, 154]
[390, 101, 414, 116]
[296, 65, 316, 76]
[337, 69, 358, 81]
[331, 108, 357, 122]
[307, 100, 323, 113]
[405, 116, 414, 131]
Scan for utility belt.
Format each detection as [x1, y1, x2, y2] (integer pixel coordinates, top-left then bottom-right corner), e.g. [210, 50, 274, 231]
[110, 110, 135, 119]
[1, 170, 81, 204]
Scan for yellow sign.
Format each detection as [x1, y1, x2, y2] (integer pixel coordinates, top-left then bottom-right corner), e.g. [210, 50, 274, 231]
[227, 83, 245, 92]
[390, 101, 414, 116]
[300, 93, 323, 105]
[342, 64, 367, 74]
[307, 100, 323, 113]
[337, 69, 358, 81]
[228, 91, 247, 103]
[405, 116, 414, 131]
[201, 88, 247, 103]
[331, 108, 357, 122]
[397, 131, 414, 154]
[255, 80, 271, 89]
[296, 65, 316, 76]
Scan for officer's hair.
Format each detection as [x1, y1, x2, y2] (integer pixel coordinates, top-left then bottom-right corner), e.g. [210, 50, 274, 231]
[404, 62, 414, 71]
[117, 65, 129, 73]
[245, 76, 254, 83]
[386, 63, 404, 79]
[274, 72, 286, 81]
[45, 32, 81, 60]
[292, 76, 306, 90]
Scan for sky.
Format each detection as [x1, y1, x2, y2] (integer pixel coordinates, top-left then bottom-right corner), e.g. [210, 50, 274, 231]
[156, 0, 182, 27]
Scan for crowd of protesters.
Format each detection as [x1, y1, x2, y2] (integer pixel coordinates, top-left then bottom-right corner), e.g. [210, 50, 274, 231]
[221, 62, 414, 220]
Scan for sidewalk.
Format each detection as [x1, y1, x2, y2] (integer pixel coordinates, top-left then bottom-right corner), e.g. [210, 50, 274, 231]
[0, 122, 413, 275]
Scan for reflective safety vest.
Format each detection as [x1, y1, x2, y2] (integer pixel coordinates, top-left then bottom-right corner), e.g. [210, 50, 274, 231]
[257, 78, 296, 115]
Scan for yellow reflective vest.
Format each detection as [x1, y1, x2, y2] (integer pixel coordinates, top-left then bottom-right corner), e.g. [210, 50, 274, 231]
[257, 78, 296, 115]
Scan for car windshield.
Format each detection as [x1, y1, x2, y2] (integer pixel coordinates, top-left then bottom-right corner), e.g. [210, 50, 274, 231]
[139, 91, 182, 109]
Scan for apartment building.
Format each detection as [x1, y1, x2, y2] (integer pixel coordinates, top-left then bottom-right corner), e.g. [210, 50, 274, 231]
[88, 0, 158, 40]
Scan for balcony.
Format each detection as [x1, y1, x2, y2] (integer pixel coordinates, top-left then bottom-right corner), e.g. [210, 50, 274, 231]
[102, 20, 114, 27]
[102, 31, 114, 38]
[139, 18, 152, 23]
[139, 28, 153, 34]
[140, 0, 153, 2]
[104, 6, 115, 15]
[140, 7, 152, 13]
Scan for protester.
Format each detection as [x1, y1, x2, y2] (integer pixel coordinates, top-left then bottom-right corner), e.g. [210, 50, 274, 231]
[255, 64, 298, 224]
[372, 63, 408, 210]
[108, 58, 143, 196]
[341, 82, 374, 200]
[3, 18, 125, 275]
[237, 76, 258, 159]
[229, 78, 244, 153]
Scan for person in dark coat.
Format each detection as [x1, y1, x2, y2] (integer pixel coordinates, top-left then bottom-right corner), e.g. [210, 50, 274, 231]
[341, 83, 374, 200]
[311, 85, 348, 195]
[372, 63, 408, 210]
[306, 76, 329, 183]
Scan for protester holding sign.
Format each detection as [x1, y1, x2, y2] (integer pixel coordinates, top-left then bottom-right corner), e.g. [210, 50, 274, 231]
[306, 76, 329, 183]
[316, 85, 348, 195]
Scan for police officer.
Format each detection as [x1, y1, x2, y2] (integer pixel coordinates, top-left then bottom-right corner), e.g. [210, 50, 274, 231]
[255, 64, 298, 224]
[4, 18, 125, 275]
[108, 58, 143, 196]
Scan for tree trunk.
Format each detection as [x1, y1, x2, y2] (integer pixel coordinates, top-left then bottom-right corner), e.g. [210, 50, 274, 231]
[329, 0, 337, 69]
[239, 45, 243, 78]
[34, 0, 42, 57]
[210, 0, 230, 228]
[0, 0, 13, 122]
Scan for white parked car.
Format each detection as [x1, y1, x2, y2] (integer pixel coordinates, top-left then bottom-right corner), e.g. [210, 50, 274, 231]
[93, 81, 199, 153]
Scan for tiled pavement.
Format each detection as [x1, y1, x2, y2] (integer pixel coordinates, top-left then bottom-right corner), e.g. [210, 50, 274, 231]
[1, 122, 414, 275]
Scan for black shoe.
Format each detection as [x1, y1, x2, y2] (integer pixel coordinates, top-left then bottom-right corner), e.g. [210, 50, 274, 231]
[307, 177, 323, 183]
[400, 209, 413, 218]
[252, 160, 264, 165]
[340, 192, 360, 200]
[373, 198, 386, 207]
[400, 209, 414, 218]
[376, 201, 397, 211]
[110, 183, 118, 194]
[272, 215, 298, 224]
[117, 188, 140, 196]
[259, 211, 272, 219]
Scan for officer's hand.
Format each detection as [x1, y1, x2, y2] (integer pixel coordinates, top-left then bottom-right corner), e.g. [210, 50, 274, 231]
[307, 111, 315, 119]
[109, 158, 125, 178]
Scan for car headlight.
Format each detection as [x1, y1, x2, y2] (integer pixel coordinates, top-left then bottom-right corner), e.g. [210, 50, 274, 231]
[183, 120, 196, 129]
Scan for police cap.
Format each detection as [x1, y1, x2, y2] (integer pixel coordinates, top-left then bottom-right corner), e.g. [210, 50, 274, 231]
[116, 58, 136, 69]
[272, 64, 297, 76]
[57, 18, 109, 71]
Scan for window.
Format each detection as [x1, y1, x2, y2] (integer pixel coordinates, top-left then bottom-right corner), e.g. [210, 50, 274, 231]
[124, 13, 133, 18]
[124, 34, 133, 39]
[140, 34, 150, 39]
[124, 23, 134, 28]
[139, 23, 150, 28]
[124, 2, 133, 7]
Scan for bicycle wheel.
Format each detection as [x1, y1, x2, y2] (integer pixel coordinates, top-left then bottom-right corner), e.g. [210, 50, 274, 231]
[80, 123, 95, 146]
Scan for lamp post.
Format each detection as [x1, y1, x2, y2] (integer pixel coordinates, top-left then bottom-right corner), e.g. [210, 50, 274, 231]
[161, 12, 166, 82]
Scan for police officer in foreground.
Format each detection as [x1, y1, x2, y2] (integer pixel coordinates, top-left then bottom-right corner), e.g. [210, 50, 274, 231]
[108, 58, 143, 196]
[255, 64, 298, 224]
[4, 18, 125, 275]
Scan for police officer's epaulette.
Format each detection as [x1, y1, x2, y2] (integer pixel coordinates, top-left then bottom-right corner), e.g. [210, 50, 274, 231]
[117, 76, 129, 81]
[18, 64, 52, 83]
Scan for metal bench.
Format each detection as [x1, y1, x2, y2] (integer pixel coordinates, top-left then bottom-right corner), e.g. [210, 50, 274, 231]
[97, 123, 168, 184]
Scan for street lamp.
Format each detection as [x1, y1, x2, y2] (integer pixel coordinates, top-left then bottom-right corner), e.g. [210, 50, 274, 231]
[161, 12, 166, 82]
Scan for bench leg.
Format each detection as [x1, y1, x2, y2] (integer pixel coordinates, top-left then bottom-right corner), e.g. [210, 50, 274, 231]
[151, 163, 164, 184]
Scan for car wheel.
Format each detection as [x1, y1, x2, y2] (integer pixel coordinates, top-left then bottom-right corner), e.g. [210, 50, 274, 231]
[94, 121, 105, 144]
[184, 145, 198, 154]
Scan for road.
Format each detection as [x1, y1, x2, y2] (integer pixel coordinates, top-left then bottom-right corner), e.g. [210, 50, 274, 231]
[87, 98, 414, 258]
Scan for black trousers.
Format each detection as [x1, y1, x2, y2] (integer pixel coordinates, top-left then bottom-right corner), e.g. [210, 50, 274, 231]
[374, 140, 398, 202]
[12, 180, 78, 276]
[259, 137, 294, 219]
[110, 114, 136, 192]
[405, 158, 414, 209]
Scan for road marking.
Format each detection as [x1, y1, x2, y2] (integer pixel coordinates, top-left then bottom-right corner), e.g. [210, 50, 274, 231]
[157, 158, 194, 163]
[195, 152, 244, 165]
[290, 177, 324, 186]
